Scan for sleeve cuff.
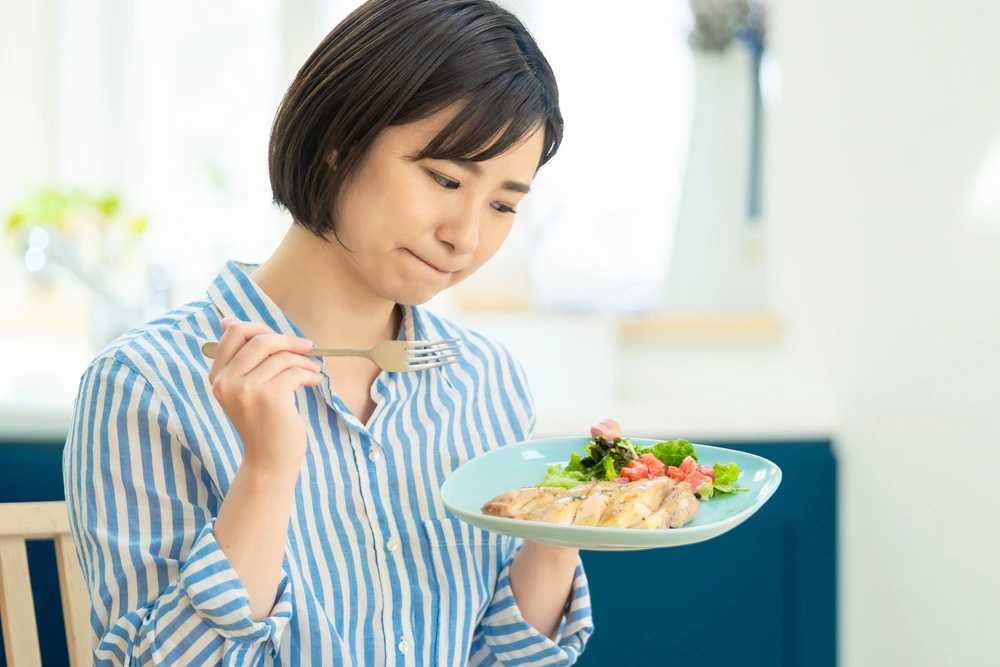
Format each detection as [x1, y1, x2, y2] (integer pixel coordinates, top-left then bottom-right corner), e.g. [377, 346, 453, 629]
[178, 518, 294, 647]
[479, 555, 594, 666]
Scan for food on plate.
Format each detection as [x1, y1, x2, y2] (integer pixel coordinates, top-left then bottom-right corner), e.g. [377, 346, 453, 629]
[482, 476, 701, 529]
[479, 435, 749, 529]
[534, 435, 748, 499]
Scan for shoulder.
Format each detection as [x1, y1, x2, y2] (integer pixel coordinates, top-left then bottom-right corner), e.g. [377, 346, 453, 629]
[82, 299, 221, 402]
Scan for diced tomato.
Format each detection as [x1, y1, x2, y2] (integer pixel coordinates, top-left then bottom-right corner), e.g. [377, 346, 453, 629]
[621, 462, 649, 482]
[679, 456, 698, 475]
[684, 470, 712, 495]
[638, 454, 666, 478]
[667, 466, 687, 483]
[613, 476, 629, 483]
[697, 465, 716, 482]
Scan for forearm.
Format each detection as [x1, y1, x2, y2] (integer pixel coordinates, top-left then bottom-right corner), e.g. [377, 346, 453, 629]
[213, 462, 298, 620]
[508, 540, 580, 639]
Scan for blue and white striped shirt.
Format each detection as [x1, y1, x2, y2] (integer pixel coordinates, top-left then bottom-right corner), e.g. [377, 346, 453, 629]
[63, 260, 594, 666]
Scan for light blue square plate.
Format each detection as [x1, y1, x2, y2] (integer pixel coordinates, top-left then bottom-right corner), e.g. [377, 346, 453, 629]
[441, 437, 782, 551]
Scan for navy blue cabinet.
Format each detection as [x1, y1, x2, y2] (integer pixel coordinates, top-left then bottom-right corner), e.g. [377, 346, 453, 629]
[0, 439, 835, 667]
[578, 441, 837, 667]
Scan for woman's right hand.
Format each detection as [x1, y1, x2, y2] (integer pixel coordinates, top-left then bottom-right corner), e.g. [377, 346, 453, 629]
[208, 317, 323, 478]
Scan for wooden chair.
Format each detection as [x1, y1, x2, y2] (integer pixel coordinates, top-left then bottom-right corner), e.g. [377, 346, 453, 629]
[0, 502, 91, 667]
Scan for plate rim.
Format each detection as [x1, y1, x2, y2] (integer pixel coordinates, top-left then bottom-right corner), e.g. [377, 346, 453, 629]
[440, 436, 782, 544]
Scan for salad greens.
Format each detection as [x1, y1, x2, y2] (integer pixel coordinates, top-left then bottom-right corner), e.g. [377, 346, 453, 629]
[644, 440, 697, 467]
[696, 462, 749, 497]
[535, 436, 748, 498]
[536, 437, 629, 489]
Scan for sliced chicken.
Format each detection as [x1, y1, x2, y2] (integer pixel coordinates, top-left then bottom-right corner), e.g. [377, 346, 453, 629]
[525, 494, 585, 524]
[565, 480, 625, 495]
[572, 483, 625, 526]
[511, 488, 566, 517]
[623, 477, 679, 528]
[481, 475, 700, 530]
[481, 487, 550, 518]
[666, 482, 700, 528]
[640, 482, 701, 529]
[598, 477, 675, 528]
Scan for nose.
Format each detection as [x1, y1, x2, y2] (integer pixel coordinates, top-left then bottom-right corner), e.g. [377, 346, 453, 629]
[435, 205, 480, 256]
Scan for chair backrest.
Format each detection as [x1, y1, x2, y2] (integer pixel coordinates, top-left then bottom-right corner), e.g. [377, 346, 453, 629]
[0, 502, 91, 667]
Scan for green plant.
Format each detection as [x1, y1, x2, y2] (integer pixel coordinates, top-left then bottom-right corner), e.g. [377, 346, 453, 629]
[5, 187, 148, 242]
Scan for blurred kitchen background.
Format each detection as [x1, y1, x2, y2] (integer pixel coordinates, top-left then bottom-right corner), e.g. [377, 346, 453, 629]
[1, 0, 997, 665]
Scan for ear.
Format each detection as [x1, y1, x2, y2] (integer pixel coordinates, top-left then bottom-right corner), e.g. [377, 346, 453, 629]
[326, 149, 338, 169]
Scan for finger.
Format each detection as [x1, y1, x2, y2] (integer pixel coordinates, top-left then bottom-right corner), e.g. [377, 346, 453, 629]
[210, 321, 278, 371]
[225, 332, 314, 378]
[590, 419, 622, 439]
[245, 350, 323, 385]
[267, 366, 324, 393]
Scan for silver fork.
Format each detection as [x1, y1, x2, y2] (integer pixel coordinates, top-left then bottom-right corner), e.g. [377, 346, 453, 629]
[200, 338, 463, 372]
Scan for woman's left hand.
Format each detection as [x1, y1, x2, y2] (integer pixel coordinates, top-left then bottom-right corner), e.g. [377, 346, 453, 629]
[509, 417, 623, 638]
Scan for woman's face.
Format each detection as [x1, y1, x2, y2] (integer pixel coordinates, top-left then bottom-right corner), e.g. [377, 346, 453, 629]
[330, 106, 545, 306]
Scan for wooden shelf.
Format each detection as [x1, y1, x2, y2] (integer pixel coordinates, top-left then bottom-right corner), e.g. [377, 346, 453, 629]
[618, 313, 783, 339]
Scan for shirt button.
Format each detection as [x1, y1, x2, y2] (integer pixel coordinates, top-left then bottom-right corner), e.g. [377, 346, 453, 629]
[368, 449, 381, 462]
[386, 538, 400, 553]
[398, 639, 411, 653]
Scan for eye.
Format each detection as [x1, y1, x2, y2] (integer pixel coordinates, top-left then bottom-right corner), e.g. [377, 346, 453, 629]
[427, 169, 459, 190]
[492, 202, 517, 214]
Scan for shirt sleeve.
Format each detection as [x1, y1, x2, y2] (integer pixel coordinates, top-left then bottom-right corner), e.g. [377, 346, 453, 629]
[63, 356, 293, 666]
[464, 351, 594, 665]
[468, 538, 594, 666]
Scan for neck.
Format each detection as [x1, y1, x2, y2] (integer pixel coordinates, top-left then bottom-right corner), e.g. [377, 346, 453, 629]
[251, 223, 401, 348]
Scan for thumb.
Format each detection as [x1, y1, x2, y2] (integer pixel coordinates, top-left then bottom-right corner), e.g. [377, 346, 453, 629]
[590, 418, 622, 439]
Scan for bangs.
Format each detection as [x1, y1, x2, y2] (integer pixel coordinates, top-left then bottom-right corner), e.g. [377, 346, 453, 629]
[409, 71, 562, 169]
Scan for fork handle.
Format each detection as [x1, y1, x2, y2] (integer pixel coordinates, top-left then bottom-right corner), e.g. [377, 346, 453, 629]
[200, 342, 369, 360]
[305, 348, 370, 358]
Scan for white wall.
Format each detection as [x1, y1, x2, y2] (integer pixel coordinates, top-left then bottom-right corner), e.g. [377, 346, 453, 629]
[768, 1, 1000, 665]
[0, 0, 57, 208]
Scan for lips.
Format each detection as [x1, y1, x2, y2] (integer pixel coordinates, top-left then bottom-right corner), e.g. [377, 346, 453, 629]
[406, 250, 461, 275]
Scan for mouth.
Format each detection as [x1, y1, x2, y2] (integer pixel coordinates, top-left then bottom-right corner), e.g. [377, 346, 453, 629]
[406, 250, 454, 276]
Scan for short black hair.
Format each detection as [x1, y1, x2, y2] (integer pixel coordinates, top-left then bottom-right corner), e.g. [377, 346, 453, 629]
[268, 0, 563, 238]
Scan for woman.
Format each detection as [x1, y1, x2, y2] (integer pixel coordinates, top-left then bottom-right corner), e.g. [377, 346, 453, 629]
[65, 1, 620, 665]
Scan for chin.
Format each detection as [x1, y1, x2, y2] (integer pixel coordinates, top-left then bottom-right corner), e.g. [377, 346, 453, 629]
[389, 282, 445, 307]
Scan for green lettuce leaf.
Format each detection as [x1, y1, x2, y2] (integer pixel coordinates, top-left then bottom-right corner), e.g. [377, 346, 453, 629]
[713, 462, 741, 486]
[646, 440, 698, 468]
[705, 462, 748, 495]
[536, 452, 604, 489]
[535, 462, 590, 489]
[602, 456, 618, 481]
[565, 452, 588, 474]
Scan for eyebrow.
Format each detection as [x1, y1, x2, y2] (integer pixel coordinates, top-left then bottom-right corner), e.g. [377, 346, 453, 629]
[449, 159, 531, 194]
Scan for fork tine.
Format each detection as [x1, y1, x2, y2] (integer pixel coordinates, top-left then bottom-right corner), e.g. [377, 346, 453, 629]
[406, 357, 461, 371]
[405, 338, 462, 351]
[406, 351, 462, 365]
[406, 344, 463, 359]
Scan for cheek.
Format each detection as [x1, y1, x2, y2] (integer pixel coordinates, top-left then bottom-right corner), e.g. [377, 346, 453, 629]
[469, 219, 515, 269]
[341, 166, 432, 248]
